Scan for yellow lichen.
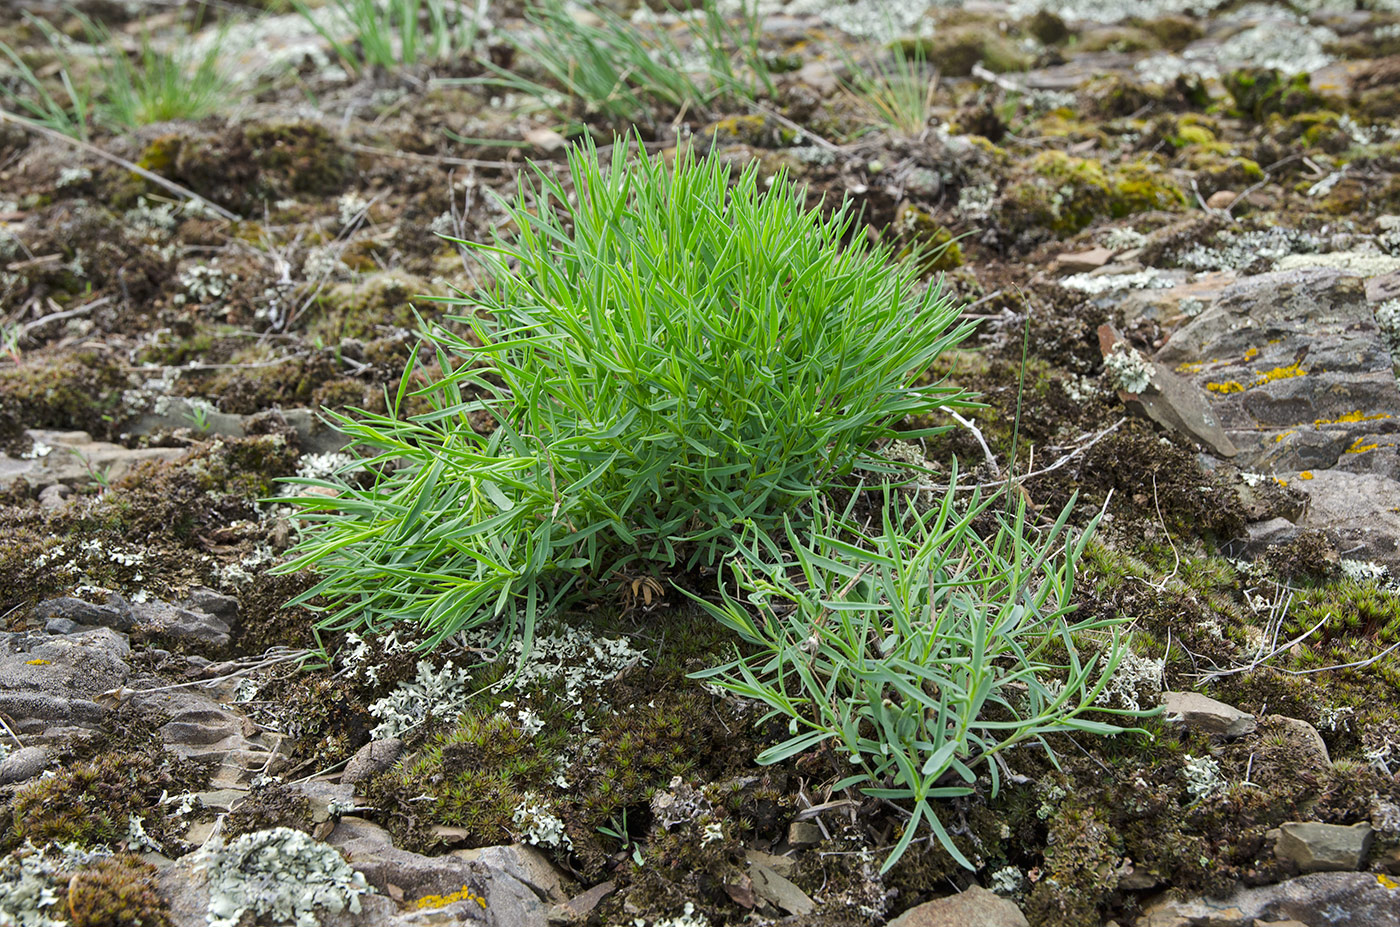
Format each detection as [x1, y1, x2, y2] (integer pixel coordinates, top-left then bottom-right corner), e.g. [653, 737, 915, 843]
[1378, 873, 1399, 890]
[412, 886, 488, 911]
[1274, 431, 1295, 443]
[25, 658, 49, 665]
[1299, 471, 1314, 480]
[1243, 347, 1258, 361]
[1255, 362, 1308, 384]
[1314, 411, 1391, 425]
[1207, 380, 1245, 394]
[1345, 438, 1379, 454]
[1176, 361, 1204, 374]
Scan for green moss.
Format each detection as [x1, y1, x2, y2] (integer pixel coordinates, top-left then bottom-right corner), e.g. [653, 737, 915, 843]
[1225, 68, 1322, 121]
[907, 25, 1033, 77]
[1001, 150, 1185, 237]
[8, 722, 207, 850]
[893, 206, 964, 273]
[0, 350, 131, 440]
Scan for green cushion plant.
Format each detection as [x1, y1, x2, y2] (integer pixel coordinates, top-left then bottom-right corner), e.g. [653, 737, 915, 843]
[274, 138, 976, 653]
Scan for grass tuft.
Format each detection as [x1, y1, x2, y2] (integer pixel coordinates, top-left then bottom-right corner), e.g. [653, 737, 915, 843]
[693, 479, 1149, 872]
[274, 137, 976, 655]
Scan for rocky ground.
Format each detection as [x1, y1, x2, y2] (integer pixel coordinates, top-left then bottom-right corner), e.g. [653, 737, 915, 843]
[2, 0, 1400, 925]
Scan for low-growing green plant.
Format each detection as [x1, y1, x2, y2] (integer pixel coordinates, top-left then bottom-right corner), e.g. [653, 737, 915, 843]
[0, 15, 93, 139]
[693, 477, 1148, 872]
[840, 40, 938, 138]
[294, 0, 483, 76]
[476, 0, 772, 130]
[275, 138, 976, 654]
[0, 11, 234, 136]
[93, 23, 234, 128]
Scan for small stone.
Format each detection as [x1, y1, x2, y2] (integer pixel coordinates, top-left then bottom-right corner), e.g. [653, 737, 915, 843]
[0, 745, 50, 784]
[1207, 190, 1238, 210]
[1275, 821, 1373, 872]
[128, 599, 231, 651]
[343, 738, 403, 786]
[1161, 691, 1257, 737]
[745, 848, 796, 879]
[787, 820, 822, 847]
[1055, 246, 1116, 273]
[1268, 715, 1330, 765]
[549, 880, 615, 924]
[886, 885, 1029, 927]
[31, 596, 132, 632]
[524, 127, 567, 153]
[749, 861, 814, 916]
[37, 483, 72, 509]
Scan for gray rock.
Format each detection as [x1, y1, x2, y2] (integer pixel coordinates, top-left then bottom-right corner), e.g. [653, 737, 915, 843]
[129, 599, 231, 651]
[1295, 470, 1400, 568]
[0, 429, 186, 490]
[451, 845, 570, 904]
[128, 397, 246, 440]
[549, 881, 615, 924]
[1267, 716, 1330, 767]
[787, 820, 822, 847]
[0, 745, 50, 784]
[31, 596, 133, 632]
[1274, 822, 1373, 872]
[157, 848, 401, 927]
[1136, 871, 1400, 927]
[329, 817, 549, 926]
[181, 588, 240, 629]
[37, 483, 72, 509]
[887, 885, 1029, 927]
[1161, 691, 1257, 738]
[0, 627, 132, 732]
[343, 738, 404, 786]
[1154, 268, 1400, 478]
[748, 860, 815, 916]
[132, 687, 288, 789]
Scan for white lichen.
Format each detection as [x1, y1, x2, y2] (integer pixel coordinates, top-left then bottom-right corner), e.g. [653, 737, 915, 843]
[1182, 753, 1225, 800]
[990, 865, 1024, 894]
[1103, 343, 1154, 394]
[367, 659, 474, 739]
[634, 901, 712, 927]
[512, 794, 572, 850]
[1095, 649, 1164, 712]
[1061, 269, 1172, 295]
[202, 827, 371, 927]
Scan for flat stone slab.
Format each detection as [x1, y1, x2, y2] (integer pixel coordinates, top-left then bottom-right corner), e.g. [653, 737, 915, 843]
[1154, 268, 1400, 479]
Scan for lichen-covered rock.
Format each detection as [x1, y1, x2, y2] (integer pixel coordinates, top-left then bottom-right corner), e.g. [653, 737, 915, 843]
[1154, 268, 1400, 479]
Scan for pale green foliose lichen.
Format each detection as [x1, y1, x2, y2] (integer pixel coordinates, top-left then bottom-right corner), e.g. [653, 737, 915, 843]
[202, 827, 371, 927]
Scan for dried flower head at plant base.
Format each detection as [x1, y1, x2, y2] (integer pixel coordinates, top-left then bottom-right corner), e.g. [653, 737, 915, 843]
[276, 138, 976, 657]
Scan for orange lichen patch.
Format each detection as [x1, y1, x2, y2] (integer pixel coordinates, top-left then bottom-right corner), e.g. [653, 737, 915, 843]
[1314, 411, 1392, 425]
[1346, 437, 1380, 454]
[1299, 470, 1314, 479]
[412, 887, 488, 911]
[1207, 380, 1245, 394]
